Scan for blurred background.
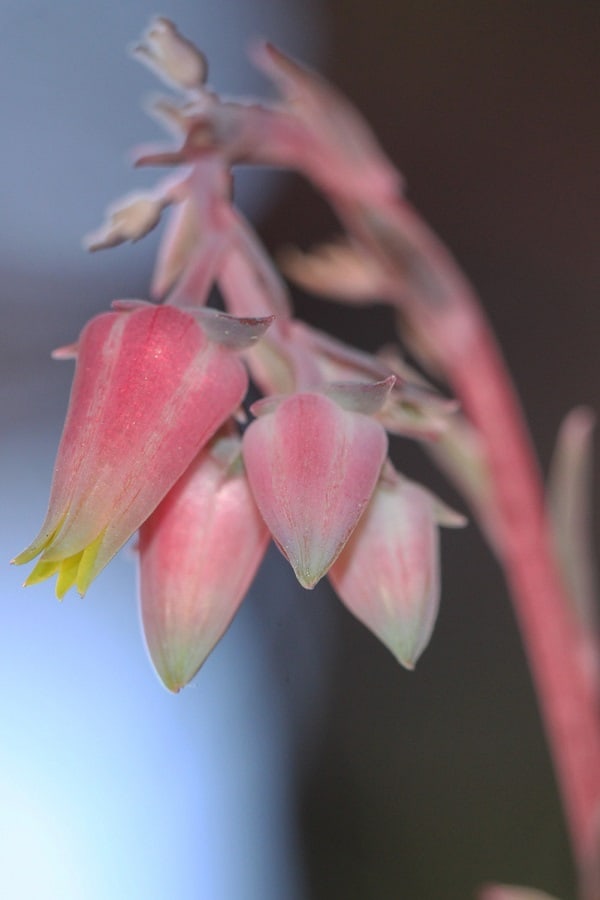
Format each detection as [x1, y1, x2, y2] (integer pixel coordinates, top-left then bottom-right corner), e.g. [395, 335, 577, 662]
[1, 2, 598, 898]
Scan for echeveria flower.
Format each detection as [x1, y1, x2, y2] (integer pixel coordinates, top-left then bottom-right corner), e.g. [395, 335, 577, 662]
[13, 304, 263, 597]
[242, 390, 388, 588]
[138, 433, 269, 692]
[328, 471, 441, 668]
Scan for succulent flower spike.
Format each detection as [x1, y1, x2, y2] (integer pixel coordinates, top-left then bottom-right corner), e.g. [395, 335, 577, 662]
[13, 304, 260, 597]
[11, 18, 600, 886]
[242, 391, 388, 588]
[329, 467, 463, 669]
[139, 433, 269, 692]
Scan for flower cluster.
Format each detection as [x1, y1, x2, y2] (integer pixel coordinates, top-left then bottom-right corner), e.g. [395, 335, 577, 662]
[13, 18, 465, 692]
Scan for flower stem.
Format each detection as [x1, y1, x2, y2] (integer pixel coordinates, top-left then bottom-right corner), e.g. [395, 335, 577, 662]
[452, 318, 600, 874]
[336, 193, 600, 883]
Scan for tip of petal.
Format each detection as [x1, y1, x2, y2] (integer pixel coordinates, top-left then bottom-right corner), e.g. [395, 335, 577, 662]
[383, 627, 431, 671]
[12, 546, 42, 568]
[289, 549, 335, 590]
[145, 621, 221, 694]
[160, 674, 185, 694]
[293, 568, 322, 590]
[22, 557, 62, 587]
[12, 517, 66, 569]
[151, 650, 208, 693]
[391, 649, 416, 671]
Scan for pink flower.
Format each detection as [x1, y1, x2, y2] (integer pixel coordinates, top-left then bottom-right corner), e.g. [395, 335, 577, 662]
[138, 433, 269, 692]
[13, 304, 261, 597]
[329, 471, 446, 668]
[242, 390, 388, 588]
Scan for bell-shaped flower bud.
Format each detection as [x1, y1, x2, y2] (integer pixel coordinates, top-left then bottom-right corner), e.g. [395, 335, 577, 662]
[242, 391, 388, 588]
[132, 17, 208, 92]
[13, 304, 257, 597]
[85, 192, 168, 252]
[329, 470, 452, 668]
[138, 433, 269, 692]
[279, 237, 389, 303]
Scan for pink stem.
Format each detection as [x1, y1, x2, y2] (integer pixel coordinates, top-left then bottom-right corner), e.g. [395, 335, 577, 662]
[334, 193, 600, 879]
[451, 315, 600, 874]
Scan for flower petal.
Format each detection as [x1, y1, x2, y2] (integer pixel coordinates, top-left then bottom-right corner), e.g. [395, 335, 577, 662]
[15, 305, 249, 594]
[329, 474, 440, 668]
[139, 436, 269, 691]
[243, 392, 387, 588]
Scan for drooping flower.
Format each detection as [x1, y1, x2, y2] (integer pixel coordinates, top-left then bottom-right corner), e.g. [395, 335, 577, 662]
[329, 466, 464, 668]
[138, 432, 269, 692]
[242, 388, 389, 588]
[13, 304, 268, 597]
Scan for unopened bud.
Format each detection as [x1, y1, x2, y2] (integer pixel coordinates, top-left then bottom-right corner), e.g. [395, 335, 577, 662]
[85, 193, 167, 252]
[133, 17, 207, 92]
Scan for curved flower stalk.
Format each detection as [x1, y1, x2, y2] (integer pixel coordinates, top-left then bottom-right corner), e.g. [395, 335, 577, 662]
[13, 303, 269, 596]
[139, 431, 269, 692]
[249, 41, 400, 204]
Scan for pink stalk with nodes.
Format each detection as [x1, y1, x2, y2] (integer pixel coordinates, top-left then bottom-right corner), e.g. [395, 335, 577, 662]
[12, 17, 600, 899]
